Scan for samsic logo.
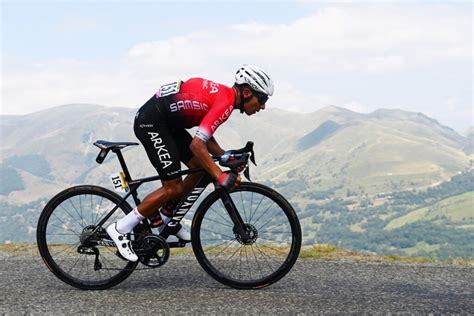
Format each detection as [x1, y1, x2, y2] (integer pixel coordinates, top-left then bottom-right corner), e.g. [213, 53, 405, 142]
[170, 100, 209, 112]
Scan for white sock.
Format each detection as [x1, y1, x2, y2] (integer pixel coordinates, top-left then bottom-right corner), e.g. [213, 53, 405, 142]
[158, 215, 171, 233]
[116, 207, 145, 234]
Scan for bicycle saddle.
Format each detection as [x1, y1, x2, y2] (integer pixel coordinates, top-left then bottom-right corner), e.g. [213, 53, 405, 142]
[93, 140, 138, 150]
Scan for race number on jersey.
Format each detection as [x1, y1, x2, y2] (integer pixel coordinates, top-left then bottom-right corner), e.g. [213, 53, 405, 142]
[157, 81, 182, 97]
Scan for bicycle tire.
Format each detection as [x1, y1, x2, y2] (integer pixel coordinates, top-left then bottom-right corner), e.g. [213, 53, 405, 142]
[37, 185, 138, 290]
[191, 182, 301, 289]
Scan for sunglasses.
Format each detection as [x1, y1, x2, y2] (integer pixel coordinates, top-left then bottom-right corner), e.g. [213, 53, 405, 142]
[253, 91, 269, 105]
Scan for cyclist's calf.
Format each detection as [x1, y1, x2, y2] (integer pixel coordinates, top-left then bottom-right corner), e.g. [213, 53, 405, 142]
[137, 178, 184, 217]
[163, 179, 184, 200]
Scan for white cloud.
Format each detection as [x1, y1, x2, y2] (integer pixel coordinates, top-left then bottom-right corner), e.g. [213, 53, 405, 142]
[1, 4, 472, 132]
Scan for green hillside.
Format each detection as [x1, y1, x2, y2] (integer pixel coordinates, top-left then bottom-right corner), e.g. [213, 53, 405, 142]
[292, 171, 474, 259]
[1, 105, 472, 259]
[385, 192, 474, 230]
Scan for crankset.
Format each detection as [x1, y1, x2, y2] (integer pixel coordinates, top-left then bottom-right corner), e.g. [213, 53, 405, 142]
[134, 233, 170, 268]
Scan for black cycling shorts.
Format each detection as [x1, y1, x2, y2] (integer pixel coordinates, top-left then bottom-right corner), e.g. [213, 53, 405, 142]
[134, 96, 193, 180]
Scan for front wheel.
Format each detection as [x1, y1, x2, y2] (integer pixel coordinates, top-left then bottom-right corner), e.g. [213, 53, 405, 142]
[191, 182, 302, 289]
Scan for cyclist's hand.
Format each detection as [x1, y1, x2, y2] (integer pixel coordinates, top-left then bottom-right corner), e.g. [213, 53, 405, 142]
[236, 164, 246, 173]
[235, 173, 241, 187]
[221, 151, 247, 173]
[217, 172, 240, 190]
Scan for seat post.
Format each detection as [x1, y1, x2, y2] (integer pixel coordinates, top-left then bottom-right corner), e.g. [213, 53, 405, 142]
[113, 149, 133, 182]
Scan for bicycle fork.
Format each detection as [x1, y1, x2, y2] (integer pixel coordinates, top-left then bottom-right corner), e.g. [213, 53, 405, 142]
[218, 188, 251, 242]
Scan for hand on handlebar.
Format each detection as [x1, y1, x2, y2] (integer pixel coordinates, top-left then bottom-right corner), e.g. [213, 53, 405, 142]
[219, 151, 248, 172]
[217, 171, 241, 190]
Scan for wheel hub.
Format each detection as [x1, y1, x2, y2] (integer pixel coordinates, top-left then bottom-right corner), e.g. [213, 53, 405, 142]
[80, 225, 100, 246]
[235, 223, 258, 245]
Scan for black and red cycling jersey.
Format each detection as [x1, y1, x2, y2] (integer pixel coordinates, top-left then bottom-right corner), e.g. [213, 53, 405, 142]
[155, 78, 236, 142]
[133, 78, 236, 180]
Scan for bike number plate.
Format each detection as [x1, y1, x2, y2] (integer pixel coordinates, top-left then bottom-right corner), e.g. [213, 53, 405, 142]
[157, 81, 182, 97]
[110, 172, 129, 193]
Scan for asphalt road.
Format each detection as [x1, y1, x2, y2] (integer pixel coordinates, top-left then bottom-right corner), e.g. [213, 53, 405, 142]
[1, 253, 473, 314]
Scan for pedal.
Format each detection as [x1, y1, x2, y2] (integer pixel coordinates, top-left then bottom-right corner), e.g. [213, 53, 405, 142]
[168, 241, 187, 248]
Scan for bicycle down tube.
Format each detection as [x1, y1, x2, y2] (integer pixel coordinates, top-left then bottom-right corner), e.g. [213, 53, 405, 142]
[159, 173, 248, 240]
[91, 168, 248, 242]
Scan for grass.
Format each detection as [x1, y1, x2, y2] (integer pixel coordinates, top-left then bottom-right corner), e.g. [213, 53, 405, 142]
[299, 244, 474, 266]
[0, 243, 40, 256]
[385, 192, 474, 230]
[2, 242, 472, 267]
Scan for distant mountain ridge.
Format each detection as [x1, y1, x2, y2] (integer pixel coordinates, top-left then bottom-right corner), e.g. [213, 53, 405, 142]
[0, 104, 471, 204]
[1, 104, 473, 259]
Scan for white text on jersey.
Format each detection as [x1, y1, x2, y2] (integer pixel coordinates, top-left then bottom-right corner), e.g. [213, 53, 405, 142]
[170, 100, 209, 112]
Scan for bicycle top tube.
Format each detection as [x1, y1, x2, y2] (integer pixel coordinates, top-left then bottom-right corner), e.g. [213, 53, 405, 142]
[128, 167, 206, 185]
[94, 139, 254, 185]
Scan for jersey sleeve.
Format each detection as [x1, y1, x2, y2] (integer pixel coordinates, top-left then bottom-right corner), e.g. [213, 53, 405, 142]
[195, 103, 234, 142]
[195, 89, 235, 142]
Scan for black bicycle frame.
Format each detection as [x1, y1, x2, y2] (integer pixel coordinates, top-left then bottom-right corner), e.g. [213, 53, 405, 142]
[92, 148, 249, 241]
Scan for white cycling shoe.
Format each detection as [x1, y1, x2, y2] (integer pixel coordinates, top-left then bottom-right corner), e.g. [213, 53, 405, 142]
[175, 226, 191, 242]
[159, 215, 191, 242]
[106, 223, 138, 262]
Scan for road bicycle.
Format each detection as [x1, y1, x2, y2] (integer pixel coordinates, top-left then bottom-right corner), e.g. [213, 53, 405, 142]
[36, 140, 302, 290]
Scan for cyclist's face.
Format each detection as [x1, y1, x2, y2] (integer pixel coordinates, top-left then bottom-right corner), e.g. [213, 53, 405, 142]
[243, 90, 267, 116]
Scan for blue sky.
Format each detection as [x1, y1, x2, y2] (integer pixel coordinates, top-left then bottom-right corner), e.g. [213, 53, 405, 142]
[3, 1, 310, 62]
[1, 1, 472, 132]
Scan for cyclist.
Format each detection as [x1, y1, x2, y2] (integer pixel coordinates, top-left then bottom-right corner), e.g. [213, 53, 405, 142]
[107, 64, 274, 261]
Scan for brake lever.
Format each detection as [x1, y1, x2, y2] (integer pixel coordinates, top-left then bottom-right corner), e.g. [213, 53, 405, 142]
[250, 149, 256, 166]
[242, 141, 257, 166]
[243, 166, 251, 181]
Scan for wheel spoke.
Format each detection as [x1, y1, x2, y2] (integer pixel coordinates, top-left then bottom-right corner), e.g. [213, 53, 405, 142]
[208, 206, 234, 226]
[196, 184, 301, 288]
[252, 244, 278, 271]
[202, 216, 233, 228]
[250, 200, 276, 228]
[248, 194, 265, 223]
[199, 227, 235, 240]
[256, 243, 289, 255]
[240, 191, 248, 223]
[38, 188, 136, 289]
[67, 198, 85, 229]
[203, 238, 236, 256]
[57, 205, 83, 233]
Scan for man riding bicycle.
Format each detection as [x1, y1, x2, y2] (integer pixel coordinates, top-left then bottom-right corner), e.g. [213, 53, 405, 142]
[107, 64, 274, 262]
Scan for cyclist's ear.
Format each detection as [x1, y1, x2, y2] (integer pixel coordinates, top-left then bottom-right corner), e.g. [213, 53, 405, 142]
[242, 86, 253, 98]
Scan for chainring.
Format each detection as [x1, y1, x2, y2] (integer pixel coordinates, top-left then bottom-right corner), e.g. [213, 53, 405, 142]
[136, 233, 170, 268]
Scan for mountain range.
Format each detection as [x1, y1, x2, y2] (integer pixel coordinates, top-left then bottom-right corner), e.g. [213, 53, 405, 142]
[1, 104, 472, 258]
[1, 104, 470, 202]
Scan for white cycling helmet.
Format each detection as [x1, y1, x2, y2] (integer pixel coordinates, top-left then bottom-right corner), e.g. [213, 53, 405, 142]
[235, 64, 274, 96]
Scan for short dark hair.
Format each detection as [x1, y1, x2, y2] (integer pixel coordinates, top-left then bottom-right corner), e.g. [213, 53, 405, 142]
[233, 83, 253, 93]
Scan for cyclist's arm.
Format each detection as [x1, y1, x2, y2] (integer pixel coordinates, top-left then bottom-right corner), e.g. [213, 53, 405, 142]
[207, 137, 225, 157]
[190, 89, 234, 181]
[190, 137, 222, 180]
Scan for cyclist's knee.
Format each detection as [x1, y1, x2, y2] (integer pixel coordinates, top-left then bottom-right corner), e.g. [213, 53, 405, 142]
[163, 180, 184, 200]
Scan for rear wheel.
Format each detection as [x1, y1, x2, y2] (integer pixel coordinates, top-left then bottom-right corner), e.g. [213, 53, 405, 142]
[37, 185, 138, 290]
[192, 182, 302, 289]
